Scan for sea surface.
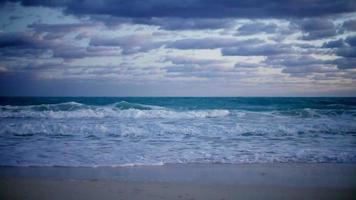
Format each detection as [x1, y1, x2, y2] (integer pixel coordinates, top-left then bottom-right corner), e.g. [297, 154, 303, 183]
[0, 97, 356, 167]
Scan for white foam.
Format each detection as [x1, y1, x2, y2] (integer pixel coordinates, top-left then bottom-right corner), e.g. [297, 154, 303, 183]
[0, 104, 230, 119]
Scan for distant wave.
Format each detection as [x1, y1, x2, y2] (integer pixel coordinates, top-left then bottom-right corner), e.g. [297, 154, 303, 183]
[0, 101, 230, 119]
[0, 101, 153, 112]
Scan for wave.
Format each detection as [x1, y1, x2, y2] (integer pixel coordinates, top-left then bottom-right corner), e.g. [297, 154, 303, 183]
[0, 101, 152, 112]
[0, 101, 230, 119]
[1, 101, 355, 119]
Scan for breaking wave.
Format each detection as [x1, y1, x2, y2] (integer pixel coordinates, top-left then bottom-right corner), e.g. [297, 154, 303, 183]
[0, 101, 230, 119]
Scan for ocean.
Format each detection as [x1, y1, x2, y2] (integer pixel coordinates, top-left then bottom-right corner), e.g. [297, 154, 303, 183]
[0, 97, 355, 167]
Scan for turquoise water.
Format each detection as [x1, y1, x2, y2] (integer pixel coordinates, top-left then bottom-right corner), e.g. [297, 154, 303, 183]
[0, 97, 356, 166]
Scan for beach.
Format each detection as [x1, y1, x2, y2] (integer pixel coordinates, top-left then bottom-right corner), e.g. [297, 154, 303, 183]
[1, 163, 356, 200]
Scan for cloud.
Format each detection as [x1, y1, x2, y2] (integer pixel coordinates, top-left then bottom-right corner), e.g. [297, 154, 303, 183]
[52, 46, 122, 59]
[296, 18, 338, 40]
[342, 19, 356, 31]
[234, 62, 260, 68]
[28, 22, 99, 40]
[264, 55, 338, 76]
[0, 30, 122, 59]
[166, 37, 263, 49]
[4, 0, 356, 19]
[0, 32, 38, 48]
[317, 36, 356, 69]
[281, 65, 334, 77]
[90, 34, 164, 54]
[322, 39, 345, 48]
[237, 22, 277, 35]
[164, 55, 227, 65]
[332, 58, 356, 69]
[162, 55, 234, 79]
[222, 43, 293, 56]
[265, 55, 326, 67]
[336, 47, 356, 58]
[133, 18, 235, 30]
[345, 35, 356, 46]
[334, 36, 356, 58]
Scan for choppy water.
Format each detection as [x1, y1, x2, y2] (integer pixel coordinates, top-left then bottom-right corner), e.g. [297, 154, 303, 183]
[0, 97, 356, 166]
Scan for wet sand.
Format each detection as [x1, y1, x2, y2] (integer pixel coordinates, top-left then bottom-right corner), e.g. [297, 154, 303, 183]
[1, 163, 356, 200]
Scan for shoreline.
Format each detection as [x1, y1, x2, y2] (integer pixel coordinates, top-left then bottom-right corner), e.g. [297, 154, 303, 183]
[1, 163, 356, 200]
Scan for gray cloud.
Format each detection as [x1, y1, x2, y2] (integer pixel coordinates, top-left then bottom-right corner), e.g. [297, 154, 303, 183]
[324, 35, 356, 69]
[297, 18, 338, 40]
[342, 19, 356, 31]
[281, 65, 335, 77]
[322, 39, 345, 48]
[265, 55, 328, 67]
[264, 55, 338, 76]
[3, 0, 355, 19]
[0, 30, 122, 59]
[162, 55, 234, 79]
[28, 22, 98, 40]
[164, 56, 227, 65]
[336, 47, 356, 58]
[90, 34, 165, 54]
[237, 22, 277, 35]
[166, 38, 263, 50]
[0, 32, 39, 48]
[234, 62, 260, 68]
[134, 18, 235, 30]
[332, 58, 356, 69]
[222, 43, 293, 56]
[52, 46, 122, 59]
[345, 35, 356, 46]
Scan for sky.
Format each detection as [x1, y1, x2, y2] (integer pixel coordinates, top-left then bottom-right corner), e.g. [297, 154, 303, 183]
[0, 0, 355, 96]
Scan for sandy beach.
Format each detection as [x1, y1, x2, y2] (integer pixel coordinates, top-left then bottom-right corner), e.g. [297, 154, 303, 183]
[1, 163, 356, 200]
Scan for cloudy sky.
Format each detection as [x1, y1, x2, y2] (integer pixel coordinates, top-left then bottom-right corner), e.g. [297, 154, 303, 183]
[0, 0, 355, 96]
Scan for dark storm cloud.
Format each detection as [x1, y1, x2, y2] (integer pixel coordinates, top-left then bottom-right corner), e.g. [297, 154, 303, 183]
[317, 36, 356, 69]
[2, 0, 355, 19]
[296, 18, 338, 40]
[336, 47, 356, 58]
[166, 38, 263, 50]
[334, 36, 356, 59]
[342, 19, 356, 31]
[345, 35, 356, 46]
[0, 32, 54, 58]
[332, 58, 356, 69]
[0, 32, 37, 48]
[322, 39, 345, 48]
[0, 31, 122, 59]
[237, 22, 277, 35]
